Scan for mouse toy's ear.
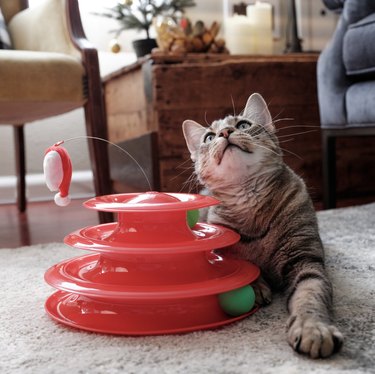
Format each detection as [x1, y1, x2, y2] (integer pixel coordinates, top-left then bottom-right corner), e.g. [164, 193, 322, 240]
[43, 143, 72, 207]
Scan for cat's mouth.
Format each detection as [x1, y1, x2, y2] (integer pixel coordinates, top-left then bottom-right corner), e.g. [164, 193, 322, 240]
[226, 139, 253, 154]
[226, 143, 244, 151]
[217, 141, 252, 164]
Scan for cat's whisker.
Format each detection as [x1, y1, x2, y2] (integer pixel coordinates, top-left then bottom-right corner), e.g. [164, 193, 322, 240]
[180, 176, 193, 192]
[279, 146, 304, 160]
[252, 142, 282, 157]
[277, 138, 295, 144]
[277, 129, 318, 138]
[170, 163, 195, 183]
[177, 165, 195, 172]
[230, 95, 236, 117]
[276, 124, 320, 131]
[204, 111, 210, 127]
[175, 158, 194, 169]
[262, 118, 294, 131]
[270, 108, 286, 122]
[272, 117, 294, 124]
[182, 173, 200, 194]
[251, 135, 302, 160]
[170, 169, 193, 183]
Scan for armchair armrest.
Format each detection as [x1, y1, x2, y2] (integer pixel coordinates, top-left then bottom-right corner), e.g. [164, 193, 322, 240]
[65, 0, 101, 79]
[317, 16, 350, 128]
[65, 0, 95, 53]
[65, 0, 109, 144]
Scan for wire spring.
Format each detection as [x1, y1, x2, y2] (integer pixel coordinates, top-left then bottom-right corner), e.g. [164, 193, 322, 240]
[59, 135, 152, 191]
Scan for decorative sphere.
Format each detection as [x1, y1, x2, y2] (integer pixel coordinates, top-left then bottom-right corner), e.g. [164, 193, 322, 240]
[187, 209, 199, 228]
[218, 285, 256, 317]
[109, 39, 121, 53]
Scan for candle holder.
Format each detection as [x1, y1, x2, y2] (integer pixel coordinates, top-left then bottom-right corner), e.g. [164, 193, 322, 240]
[224, 1, 274, 55]
[285, 0, 303, 52]
[44, 192, 260, 335]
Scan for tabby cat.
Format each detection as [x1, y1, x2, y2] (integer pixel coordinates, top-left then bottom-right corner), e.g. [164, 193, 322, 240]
[182, 93, 343, 359]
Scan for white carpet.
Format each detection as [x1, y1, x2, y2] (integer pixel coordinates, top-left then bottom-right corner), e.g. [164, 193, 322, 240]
[1, 203, 375, 374]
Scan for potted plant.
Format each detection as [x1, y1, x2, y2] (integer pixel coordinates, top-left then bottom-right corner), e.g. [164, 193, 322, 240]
[97, 0, 196, 57]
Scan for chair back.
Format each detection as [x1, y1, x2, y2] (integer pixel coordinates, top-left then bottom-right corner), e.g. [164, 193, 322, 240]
[6, 0, 80, 58]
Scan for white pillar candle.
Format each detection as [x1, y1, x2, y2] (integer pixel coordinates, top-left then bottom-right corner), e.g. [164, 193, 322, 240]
[224, 15, 256, 55]
[247, 1, 273, 54]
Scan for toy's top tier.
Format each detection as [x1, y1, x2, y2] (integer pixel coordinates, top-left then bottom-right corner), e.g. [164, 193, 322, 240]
[65, 192, 240, 254]
[83, 192, 219, 212]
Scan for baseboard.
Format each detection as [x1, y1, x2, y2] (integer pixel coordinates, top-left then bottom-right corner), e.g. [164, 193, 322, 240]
[0, 170, 95, 204]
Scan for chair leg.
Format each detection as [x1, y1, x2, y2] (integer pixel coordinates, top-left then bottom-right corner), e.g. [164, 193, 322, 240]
[13, 125, 27, 213]
[84, 99, 113, 224]
[322, 130, 336, 209]
[82, 47, 113, 223]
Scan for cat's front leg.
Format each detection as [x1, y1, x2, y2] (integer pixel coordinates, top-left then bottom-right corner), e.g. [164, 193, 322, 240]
[287, 277, 343, 358]
[252, 276, 272, 306]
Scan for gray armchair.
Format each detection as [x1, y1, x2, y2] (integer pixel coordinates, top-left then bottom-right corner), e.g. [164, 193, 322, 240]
[317, 0, 375, 208]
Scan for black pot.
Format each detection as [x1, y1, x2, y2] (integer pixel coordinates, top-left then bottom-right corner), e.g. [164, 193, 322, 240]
[132, 38, 158, 58]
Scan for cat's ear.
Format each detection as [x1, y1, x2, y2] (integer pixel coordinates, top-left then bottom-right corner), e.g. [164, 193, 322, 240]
[182, 120, 206, 162]
[243, 93, 274, 133]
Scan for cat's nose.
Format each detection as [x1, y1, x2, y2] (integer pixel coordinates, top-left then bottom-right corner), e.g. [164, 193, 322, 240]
[219, 128, 234, 138]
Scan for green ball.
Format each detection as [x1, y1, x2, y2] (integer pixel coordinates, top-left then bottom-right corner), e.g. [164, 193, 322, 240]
[187, 209, 199, 228]
[218, 285, 256, 317]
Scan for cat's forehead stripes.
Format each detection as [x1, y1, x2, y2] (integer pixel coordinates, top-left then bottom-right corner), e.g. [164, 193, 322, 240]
[210, 116, 240, 132]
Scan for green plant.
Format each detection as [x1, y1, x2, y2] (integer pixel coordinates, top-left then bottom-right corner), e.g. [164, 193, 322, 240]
[97, 0, 196, 39]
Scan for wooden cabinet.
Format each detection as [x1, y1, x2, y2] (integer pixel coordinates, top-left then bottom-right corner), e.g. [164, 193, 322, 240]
[103, 53, 374, 204]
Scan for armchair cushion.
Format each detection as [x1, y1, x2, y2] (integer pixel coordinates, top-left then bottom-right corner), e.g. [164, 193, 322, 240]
[343, 13, 375, 76]
[0, 7, 12, 49]
[0, 50, 85, 123]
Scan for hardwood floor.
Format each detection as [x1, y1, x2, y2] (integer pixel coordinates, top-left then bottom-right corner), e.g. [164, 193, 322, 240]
[0, 199, 98, 248]
[1, 194, 374, 249]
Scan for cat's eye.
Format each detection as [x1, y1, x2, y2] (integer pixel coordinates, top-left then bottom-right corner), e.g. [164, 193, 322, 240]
[204, 132, 215, 143]
[236, 120, 251, 131]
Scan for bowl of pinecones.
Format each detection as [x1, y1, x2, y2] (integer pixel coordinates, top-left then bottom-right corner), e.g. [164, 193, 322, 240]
[154, 17, 228, 54]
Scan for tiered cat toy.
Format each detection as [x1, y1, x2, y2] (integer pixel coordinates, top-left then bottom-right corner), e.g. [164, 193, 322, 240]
[43, 142, 260, 335]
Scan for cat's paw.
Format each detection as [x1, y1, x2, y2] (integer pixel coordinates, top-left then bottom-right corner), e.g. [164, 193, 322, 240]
[287, 316, 343, 358]
[252, 277, 272, 306]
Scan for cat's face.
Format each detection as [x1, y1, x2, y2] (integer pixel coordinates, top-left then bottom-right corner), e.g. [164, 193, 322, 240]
[183, 93, 282, 190]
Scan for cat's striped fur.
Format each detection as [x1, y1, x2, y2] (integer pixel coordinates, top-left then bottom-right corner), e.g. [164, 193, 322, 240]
[182, 93, 343, 358]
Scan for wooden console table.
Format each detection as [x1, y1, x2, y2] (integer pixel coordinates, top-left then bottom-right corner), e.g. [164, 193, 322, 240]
[103, 53, 323, 197]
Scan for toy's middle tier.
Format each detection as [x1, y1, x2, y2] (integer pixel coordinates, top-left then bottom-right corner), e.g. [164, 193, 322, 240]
[65, 218, 241, 254]
[45, 251, 260, 301]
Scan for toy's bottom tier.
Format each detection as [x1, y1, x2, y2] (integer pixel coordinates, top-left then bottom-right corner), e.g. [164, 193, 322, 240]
[45, 252, 260, 300]
[45, 291, 259, 335]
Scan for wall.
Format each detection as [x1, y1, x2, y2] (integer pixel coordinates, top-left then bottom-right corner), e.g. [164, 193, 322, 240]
[0, 0, 338, 202]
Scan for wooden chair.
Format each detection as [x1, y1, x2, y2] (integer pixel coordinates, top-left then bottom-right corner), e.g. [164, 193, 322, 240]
[0, 0, 112, 222]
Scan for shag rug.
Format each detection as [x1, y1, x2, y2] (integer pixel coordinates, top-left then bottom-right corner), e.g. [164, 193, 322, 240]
[1, 203, 375, 374]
